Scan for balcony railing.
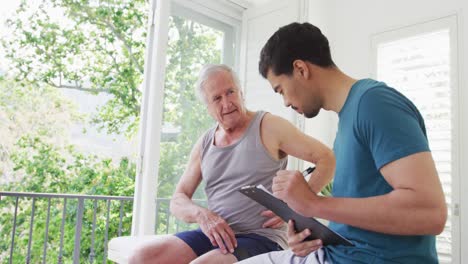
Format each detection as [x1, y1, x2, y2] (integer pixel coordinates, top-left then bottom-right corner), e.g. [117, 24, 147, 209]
[0, 191, 203, 264]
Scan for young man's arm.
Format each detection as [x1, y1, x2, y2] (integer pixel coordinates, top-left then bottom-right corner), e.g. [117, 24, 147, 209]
[273, 151, 447, 235]
[170, 137, 237, 254]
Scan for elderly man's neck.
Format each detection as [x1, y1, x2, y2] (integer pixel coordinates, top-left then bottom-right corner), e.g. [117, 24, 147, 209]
[216, 110, 255, 145]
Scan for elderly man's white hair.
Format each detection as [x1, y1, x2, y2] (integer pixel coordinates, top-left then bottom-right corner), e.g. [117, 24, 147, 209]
[195, 64, 242, 104]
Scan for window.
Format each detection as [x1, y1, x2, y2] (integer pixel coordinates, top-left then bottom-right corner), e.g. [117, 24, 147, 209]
[153, 4, 238, 234]
[373, 16, 459, 263]
[0, 0, 149, 261]
[158, 3, 236, 199]
[1, 0, 147, 184]
[1, 0, 239, 259]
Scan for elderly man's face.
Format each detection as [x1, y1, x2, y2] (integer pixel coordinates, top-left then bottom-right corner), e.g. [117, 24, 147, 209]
[203, 71, 245, 128]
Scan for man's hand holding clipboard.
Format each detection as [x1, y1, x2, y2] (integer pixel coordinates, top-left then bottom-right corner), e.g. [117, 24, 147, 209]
[239, 167, 353, 249]
[274, 167, 337, 256]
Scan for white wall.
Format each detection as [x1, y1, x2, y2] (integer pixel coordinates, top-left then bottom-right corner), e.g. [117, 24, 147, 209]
[240, 0, 300, 122]
[239, 0, 306, 169]
[303, 0, 338, 148]
[239, 0, 338, 149]
[306, 0, 468, 262]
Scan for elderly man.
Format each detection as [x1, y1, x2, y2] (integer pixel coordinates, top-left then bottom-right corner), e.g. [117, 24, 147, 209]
[239, 22, 447, 264]
[129, 64, 335, 264]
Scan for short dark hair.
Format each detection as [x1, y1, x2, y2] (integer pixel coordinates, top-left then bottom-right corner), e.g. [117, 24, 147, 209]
[259, 22, 335, 78]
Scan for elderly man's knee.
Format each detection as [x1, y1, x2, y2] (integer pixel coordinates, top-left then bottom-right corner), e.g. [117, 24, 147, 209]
[190, 250, 237, 264]
[128, 240, 170, 264]
[129, 236, 198, 264]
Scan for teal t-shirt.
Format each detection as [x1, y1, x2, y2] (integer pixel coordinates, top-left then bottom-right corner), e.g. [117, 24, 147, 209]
[324, 79, 438, 263]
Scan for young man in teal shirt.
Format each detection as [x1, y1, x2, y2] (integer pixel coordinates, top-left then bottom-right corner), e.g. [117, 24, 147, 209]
[239, 22, 447, 264]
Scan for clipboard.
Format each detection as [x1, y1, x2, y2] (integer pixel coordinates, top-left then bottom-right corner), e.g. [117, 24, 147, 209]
[239, 185, 354, 247]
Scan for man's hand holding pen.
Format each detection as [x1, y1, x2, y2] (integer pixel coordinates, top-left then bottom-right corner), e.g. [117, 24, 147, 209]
[272, 166, 323, 255]
[272, 167, 319, 220]
[259, 168, 317, 231]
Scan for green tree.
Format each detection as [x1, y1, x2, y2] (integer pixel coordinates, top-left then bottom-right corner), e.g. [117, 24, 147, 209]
[158, 15, 220, 199]
[0, 136, 135, 263]
[2, 0, 148, 137]
[1, 0, 222, 262]
[0, 78, 80, 183]
[2, 0, 220, 196]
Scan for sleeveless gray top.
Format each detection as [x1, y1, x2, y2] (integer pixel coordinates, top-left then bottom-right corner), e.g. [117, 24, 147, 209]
[200, 111, 288, 249]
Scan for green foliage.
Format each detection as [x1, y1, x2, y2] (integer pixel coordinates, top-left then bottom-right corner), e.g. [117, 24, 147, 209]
[149, 15, 220, 199]
[320, 182, 333, 197]
[2, 0, 220, 197]
[2, 1, 219, 140]
[10, 136, 135, 196]
[0, 78, 80, 183]
[1, 136, 135, 263]
[1, 0, 223, 263]
[3, 0, 148, 137]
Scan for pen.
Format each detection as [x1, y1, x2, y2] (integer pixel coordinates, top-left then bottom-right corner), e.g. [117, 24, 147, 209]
[302, 166, 316, 177]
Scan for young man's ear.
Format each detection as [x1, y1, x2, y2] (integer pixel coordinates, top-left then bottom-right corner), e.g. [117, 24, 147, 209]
[292, 60, 310, 79]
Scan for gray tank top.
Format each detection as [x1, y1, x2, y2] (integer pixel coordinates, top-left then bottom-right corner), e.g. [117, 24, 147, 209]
[200, 111, 288, 249]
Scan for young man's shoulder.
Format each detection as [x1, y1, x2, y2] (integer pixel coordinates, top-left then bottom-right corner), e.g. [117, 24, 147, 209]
[355, 79, 394, 100]
[355, 80, 409, 114]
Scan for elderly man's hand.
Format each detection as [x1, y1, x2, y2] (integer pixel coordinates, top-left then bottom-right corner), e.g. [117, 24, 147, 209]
[287, 220, 322, 257]
[197, 208, 237, 254]
[261, 210, 285, 229]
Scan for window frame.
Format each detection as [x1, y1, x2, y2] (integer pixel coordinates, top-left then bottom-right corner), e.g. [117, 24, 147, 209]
[171, 2, 239, 68]
[132, 0, 241, 235]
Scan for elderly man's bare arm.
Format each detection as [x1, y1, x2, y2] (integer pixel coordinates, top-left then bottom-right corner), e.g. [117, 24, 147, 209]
[260, 113, 335, 193]
[170, 137, 237, 254]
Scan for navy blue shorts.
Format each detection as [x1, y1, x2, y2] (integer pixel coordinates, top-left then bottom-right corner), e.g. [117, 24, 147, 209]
[174, 229, 282, 261]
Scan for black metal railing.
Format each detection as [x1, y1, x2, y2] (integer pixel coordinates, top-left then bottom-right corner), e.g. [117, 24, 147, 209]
[0, 191, 204, 264]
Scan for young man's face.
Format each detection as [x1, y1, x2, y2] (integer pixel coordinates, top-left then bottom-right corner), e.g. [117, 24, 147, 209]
[266, 66, 321, 118]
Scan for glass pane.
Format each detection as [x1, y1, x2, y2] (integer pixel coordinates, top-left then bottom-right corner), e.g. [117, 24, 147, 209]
[377, 29, 452, 263]
[1, 0, 146, 189]
[154, 14, 225, 234]
[0, 0, 147, 262]
[160, 15, 224, 198]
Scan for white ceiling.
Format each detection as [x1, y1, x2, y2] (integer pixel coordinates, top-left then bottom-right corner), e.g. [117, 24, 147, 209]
[228, 0, 273, 9]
